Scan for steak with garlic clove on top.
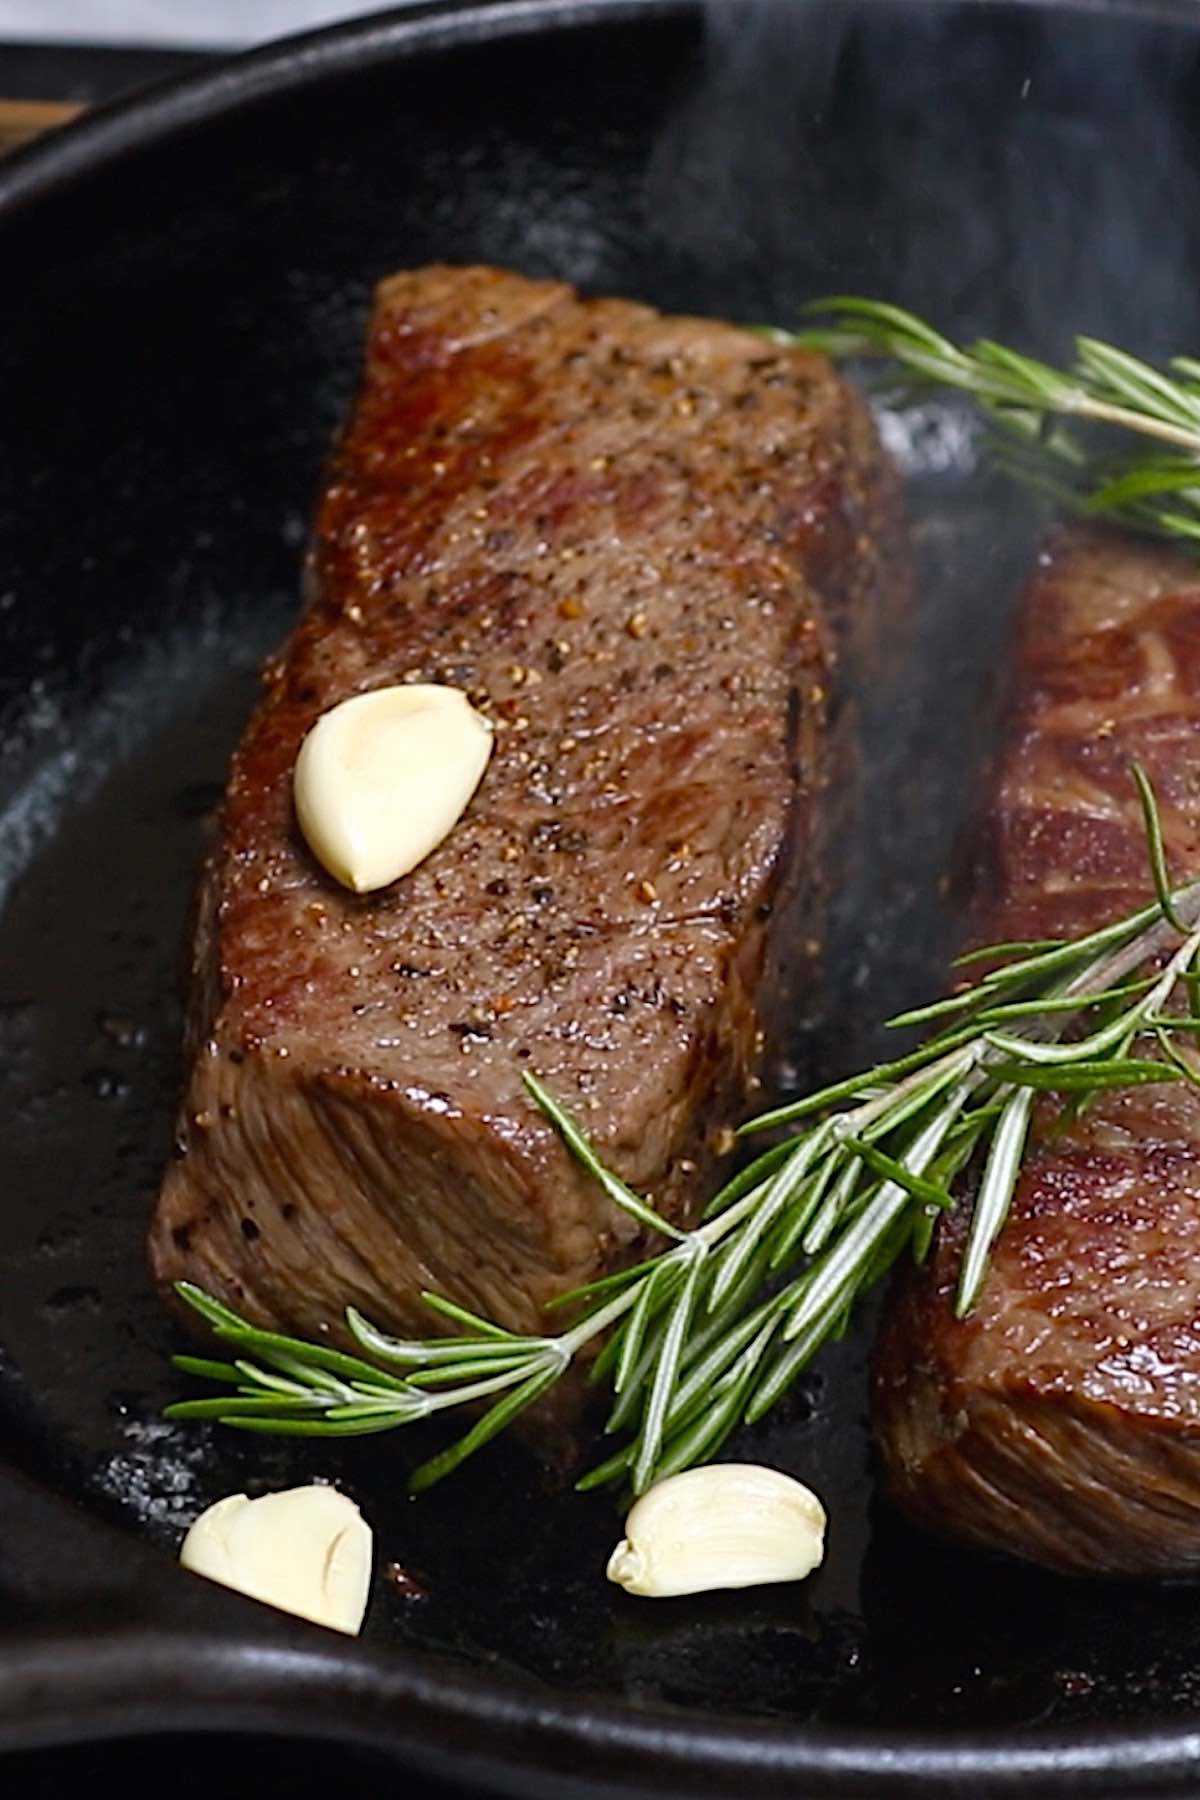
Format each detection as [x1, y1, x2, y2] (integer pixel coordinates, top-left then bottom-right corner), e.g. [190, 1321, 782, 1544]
[149, 265, 907, 1385]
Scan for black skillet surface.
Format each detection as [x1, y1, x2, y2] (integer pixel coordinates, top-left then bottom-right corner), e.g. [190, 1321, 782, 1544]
[5, 0, 1200, 1793]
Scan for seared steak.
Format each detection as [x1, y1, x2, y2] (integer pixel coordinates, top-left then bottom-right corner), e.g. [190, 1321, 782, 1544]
[149, 265, 903, 1356]
[873, 526, 1200, 1575]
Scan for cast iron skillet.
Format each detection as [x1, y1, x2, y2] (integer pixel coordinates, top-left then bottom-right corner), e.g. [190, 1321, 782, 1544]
[5, 0, 1200, 1792]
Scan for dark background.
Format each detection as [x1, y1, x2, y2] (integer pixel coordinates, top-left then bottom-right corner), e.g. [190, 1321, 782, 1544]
[0, 40, 204, 104]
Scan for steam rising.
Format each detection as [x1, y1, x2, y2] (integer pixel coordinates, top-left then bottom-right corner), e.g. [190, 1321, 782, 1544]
[648, 0, 1200, 362]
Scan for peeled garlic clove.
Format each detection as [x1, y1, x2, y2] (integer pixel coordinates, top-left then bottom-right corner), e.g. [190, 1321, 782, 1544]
[294, 683, 493, 894]
[606, 1463, 826, 1599]
[179, 1484, 372, 1634]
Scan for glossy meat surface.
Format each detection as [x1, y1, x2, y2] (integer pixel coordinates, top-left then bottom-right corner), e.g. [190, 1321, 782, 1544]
[873, 527, 1200, 1574]
[149, 265, 903, 1356]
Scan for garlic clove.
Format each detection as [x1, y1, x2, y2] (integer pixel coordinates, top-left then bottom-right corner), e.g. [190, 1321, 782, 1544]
[606, 1463, 826, 1599]
[293, 683, 493, 894]
[179, 1484, 372, 1634]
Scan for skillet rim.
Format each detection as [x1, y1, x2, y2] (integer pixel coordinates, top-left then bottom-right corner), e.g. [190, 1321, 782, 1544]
[4, 0, 1200, 219]
[4, 0, 1200, 1790]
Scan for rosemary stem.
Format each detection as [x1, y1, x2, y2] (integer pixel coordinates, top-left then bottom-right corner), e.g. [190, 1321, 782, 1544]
[1049, 393, 1200, 454]
[421, 1354, 557, 1416]
[1054, 881, 1200, 1005]
[783, 1083, 971, 1343]
[838, 1043, 980, 1136]
[558, 1274, 654, 1357]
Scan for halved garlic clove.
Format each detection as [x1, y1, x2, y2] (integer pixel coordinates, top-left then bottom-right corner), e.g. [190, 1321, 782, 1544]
[606, 1463, 826, 1599]
[294, 683, 493, 894]
[179, 1484, 372, 1634]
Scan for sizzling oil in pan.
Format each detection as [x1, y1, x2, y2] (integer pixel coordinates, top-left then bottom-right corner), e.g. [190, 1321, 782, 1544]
[5, 0, 1200, 1741]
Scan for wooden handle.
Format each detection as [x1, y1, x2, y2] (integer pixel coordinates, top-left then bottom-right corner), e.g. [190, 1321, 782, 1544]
[0, 100, 83, 157]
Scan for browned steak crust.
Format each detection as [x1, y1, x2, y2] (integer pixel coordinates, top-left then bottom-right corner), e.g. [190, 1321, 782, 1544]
[149, 265, 904, 1360]
[873, 527, 1200, 1575]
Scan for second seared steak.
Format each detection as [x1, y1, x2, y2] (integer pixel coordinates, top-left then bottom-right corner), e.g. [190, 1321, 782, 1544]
[150, 265, 904, 1352]
[874, 527, 1200, 1575]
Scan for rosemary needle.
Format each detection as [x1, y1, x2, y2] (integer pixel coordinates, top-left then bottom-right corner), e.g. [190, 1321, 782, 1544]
[167, 768, 1200, 1494]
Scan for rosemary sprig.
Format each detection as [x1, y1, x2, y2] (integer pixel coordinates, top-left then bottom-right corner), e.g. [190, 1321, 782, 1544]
[167, 770, 1200, 1495]
[771, 298, 1200, 545]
